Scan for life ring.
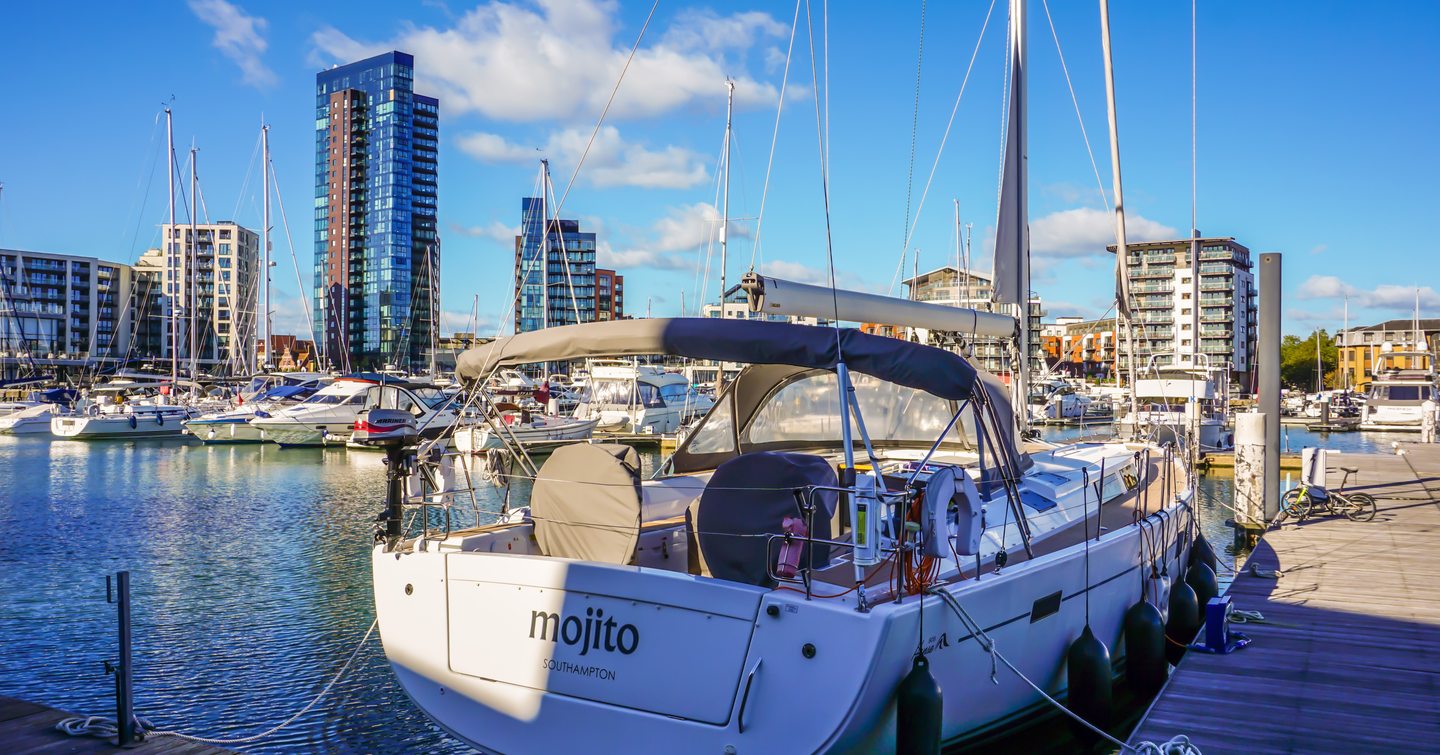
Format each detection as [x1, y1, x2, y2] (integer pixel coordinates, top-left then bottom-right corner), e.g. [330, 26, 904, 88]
[129, 415, 137, 429]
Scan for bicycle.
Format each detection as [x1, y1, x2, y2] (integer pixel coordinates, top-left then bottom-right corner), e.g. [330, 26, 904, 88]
[1281, 465, 1377, 522]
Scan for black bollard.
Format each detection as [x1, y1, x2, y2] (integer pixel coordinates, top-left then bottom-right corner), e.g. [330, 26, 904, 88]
[1124, 601, 1167, 698]
[896, 653, 942, 755]
[1066, 625, 1113, 744]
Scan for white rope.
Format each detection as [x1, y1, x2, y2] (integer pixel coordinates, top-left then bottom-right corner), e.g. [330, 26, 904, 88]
[146, 618, 378, 746]
[929, 588, 1200, 755]
[55, 714, 156, 739]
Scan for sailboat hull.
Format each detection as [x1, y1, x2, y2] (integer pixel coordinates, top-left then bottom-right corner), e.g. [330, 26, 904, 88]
[373, 488, 1192, 753]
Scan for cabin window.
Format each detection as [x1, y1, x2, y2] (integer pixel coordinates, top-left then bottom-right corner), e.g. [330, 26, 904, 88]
[743, 371, 975, 448]
[686, 394, 736, 454]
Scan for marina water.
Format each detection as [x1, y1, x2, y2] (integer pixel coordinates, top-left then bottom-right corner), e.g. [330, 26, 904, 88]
[0, 427, 1397, 751]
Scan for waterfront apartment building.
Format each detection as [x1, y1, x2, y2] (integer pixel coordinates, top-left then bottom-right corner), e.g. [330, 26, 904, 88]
[1108, 237, 1257, 384]
[1041, 316, 1118, 377]
[861, 266, 1044, 379]
[154, 222, 259, 370]
[314, 50, 440, 372]
[1336, 318, 1440, 390]
[0, 249, 137, 371]
[514, 197, 597, 333]
[596, 268, 624, 321]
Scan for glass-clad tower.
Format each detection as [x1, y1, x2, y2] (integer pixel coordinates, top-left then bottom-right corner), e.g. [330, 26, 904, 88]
[314, 51, 439, 371]
[513, 197, 596, 334]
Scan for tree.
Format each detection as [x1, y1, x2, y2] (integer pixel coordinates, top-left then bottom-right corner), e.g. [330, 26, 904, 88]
[1279, 330, 1338, 390]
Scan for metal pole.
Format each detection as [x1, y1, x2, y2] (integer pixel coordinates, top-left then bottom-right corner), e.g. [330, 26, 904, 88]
[261, 124, 271, 371]
[114, 571, 135, 746]
[166, 109, 176, 387]
[1259, 253, 1282, 521]
[189, 146, 199, 382]
[1100, 0, 1141, 434]
[717, 80, 734, 394]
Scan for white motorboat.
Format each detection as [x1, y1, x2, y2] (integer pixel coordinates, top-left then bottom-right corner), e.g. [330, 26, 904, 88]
[452, 409, 600, 453]
[1360, 351, 1436, 431]
[0, 402, 60, 434]
[249, 375, 379, 446]
[370, 318, 1197, 754]
[253, 373, 455, 448]
[575, 360, 692, 434]
[1114, 355, 1234, 451]
[183, 378, 329, 444]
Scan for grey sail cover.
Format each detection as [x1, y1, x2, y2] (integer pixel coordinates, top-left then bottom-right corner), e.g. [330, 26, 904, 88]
[530, 443, 642, 564]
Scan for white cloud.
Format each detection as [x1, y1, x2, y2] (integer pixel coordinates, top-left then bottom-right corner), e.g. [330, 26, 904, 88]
[1296, 275, 1440, 310]
[459, 126, 708, 190]
[450, 220, 519, 243]
[759, 259, 880, 293]
[597, 240, 698, 272]
[1029, 207, 1179, 258]
[660, 9, 788, 53]
[309, 0, 784, 122]
[187, 0, 276, 88]
[591, 203, 751, 272]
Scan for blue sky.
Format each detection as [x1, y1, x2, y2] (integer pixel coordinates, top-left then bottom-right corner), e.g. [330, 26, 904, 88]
[1, 0, 1436, 338]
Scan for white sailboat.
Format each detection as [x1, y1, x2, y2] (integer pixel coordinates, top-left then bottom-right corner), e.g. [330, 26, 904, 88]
[50, 379, 196, 439]
[367, 3, 1205, 751]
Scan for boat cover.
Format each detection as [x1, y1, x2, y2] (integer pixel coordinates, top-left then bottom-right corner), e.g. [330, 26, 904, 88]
[456, 318, 978, 401]
[693, 451, 838, 587]
[530, 443, 643, 564]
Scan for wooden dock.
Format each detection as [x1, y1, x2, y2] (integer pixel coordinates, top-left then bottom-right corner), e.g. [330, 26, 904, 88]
[1127, 443, 1440, 752]
[0, 696, 233, 754]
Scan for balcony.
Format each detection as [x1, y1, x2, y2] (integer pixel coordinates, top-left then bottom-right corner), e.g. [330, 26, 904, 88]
[1131, 282, 1174, 293]
[1131, 267, 1174, 279]
[1200, 281, 1231, 292]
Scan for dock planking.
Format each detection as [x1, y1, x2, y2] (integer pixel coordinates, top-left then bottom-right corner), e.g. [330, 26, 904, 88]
[1127, 443, 1440, 753]
[0, 696, 234, 754]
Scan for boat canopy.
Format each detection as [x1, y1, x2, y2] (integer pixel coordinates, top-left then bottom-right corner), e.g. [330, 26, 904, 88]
[257, 385, 315, 401]
[455, 318, 978, 401]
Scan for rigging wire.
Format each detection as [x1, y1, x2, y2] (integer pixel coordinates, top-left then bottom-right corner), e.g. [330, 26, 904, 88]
[1040, 0, 1111, 211]
[548, 0, 660, 224]
[803, 0, 841, 336]
[901, 0, 927, 279]
[748, 0, 803, 271]
[885, 0, 1000, 297]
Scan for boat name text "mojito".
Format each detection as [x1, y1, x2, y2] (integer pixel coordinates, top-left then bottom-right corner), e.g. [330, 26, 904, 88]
[529, 607, 640, 656]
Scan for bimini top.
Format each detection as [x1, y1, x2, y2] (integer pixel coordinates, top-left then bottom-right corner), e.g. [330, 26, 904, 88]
[455, 318, 979, 400]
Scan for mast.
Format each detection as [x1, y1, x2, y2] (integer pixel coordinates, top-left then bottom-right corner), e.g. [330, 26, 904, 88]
[189, 145, 199, 384]
[720, 79, 734, 310]
[1342, 295, 1349, 390]
[428, 243, 437, 377]
[540, 160, 551, 331]
[1100, 0, 1141, 431]
[166, 108, 177, 387]
[1189, 0, 1201, 370]
[713, 79, 736, 392]
[992, 0, 1030, 430]
[261, 123, 271, 371]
